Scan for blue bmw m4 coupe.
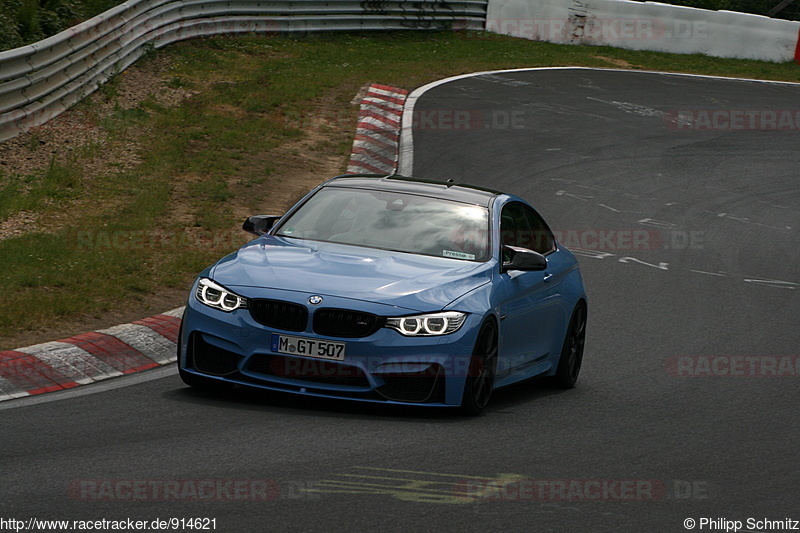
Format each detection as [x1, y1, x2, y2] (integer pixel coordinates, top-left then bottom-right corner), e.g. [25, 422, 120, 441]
[178, 174, 587, 414]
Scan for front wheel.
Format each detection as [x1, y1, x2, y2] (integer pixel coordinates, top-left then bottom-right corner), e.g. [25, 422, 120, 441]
[460, 320, 498, 415]
[551, 302, 587, 389]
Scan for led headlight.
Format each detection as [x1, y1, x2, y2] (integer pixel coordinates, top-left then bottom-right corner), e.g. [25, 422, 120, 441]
[195, 278, 247, 312]
[385, 311, 467, 336]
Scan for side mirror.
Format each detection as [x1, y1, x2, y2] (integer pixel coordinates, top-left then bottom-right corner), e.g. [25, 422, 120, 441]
[243, 215, 283, 236]
[502, 245, 547, 273]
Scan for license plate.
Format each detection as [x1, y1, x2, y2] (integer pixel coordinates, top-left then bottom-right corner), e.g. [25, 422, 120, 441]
[271, 334, 346, 361]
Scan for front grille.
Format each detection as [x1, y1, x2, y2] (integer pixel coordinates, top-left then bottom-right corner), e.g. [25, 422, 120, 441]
[190, 333, 242, 376]
[376, 364, 444, 403]
[247, 355, 371, 388]
[313, 308, 383, 338]
[249, 299, 308, 332]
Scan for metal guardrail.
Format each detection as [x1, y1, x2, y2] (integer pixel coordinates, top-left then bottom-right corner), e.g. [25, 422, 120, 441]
[0, 0, 488, 141]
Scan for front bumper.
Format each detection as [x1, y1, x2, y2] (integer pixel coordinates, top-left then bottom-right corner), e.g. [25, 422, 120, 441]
[178, 287, 483, 406]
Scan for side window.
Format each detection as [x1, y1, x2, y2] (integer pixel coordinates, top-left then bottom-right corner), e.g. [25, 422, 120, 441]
[500, 203, 533, 261]
[523, 205, 556, 254]
[500, 202, 556, 257]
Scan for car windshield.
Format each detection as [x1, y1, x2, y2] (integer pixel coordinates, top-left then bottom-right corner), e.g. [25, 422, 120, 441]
[275, 187, 490, 261]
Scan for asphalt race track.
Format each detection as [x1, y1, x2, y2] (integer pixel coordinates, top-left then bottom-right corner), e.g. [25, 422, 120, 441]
[2, 68, 799, 531]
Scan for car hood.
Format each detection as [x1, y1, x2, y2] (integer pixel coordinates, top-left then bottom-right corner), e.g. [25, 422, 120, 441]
[210, 236, 493, 312]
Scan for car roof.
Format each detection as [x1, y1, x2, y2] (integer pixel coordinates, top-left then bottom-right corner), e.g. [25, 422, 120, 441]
[322, 174, 502, 207]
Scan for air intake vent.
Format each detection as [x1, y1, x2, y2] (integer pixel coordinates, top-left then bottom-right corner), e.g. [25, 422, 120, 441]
[249, 299, 308, 332]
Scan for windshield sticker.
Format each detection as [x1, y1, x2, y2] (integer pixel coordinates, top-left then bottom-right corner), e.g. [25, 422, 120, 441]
[443, 250, 476, 260]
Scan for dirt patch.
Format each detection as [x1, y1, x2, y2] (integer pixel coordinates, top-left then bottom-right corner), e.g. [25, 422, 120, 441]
[0, 109, 105, 181]
[209, 104, 248, 119]
[0, 54, 199, 243]
[593, 55, 642, 69]
[0, 56, 194, 179]
[261, 117, 351, 210]
[0, 211, 38, 241]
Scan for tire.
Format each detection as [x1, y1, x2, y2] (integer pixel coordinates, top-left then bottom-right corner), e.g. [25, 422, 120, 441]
[552, 301, 587, 389]
[460, 320, 498, 415]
